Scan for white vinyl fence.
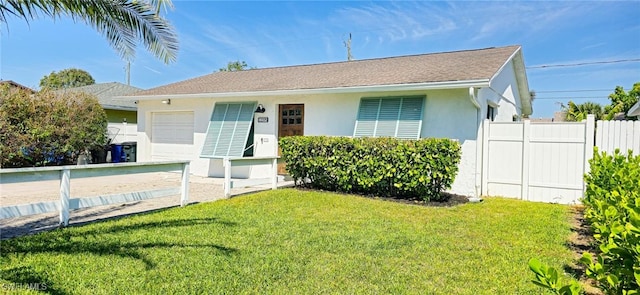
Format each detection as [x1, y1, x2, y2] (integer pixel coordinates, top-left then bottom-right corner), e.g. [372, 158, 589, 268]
[0, 161, 189, 226]
[481, 115, 639, 204]
[595, 120, 640, 155]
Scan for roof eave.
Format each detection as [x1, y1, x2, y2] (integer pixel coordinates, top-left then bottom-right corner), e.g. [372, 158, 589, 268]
[118, 79, 491, 101]
[628, 101, 640, 116]
[489, 46, 533, 116]
[102, 105, 137, 111]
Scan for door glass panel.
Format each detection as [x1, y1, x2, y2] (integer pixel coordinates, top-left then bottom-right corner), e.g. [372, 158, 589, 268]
[295, 109, 301, 116]
[296, 118, 302, 124]
[282, 110, 288, 116]
[282, 119, 287, 125]
[289, 118, 295, 124]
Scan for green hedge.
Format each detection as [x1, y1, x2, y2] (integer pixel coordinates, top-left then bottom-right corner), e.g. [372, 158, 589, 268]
[581, 148, 640, 294]
[279, 136, 461, 201]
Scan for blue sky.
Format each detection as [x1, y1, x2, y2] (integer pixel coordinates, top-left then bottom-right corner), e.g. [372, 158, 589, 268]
[1, 0, 639, 118]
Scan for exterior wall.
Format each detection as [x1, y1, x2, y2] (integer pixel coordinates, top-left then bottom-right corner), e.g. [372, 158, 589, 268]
[136, 89, 482, 197]
[481, 60, 523, 122]
[422, 89, 480, 197]
[106, 109, 137, 124]
[106, 109, 138, 143]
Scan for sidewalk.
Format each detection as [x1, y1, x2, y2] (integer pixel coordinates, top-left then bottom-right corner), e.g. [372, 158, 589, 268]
[1, 172, 291, 239]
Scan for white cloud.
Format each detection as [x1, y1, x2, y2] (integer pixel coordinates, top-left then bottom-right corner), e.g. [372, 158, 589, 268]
[330, 3, 458, 43]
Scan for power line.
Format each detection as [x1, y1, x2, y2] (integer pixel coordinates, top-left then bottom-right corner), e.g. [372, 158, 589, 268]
[535, 96, 610, 100]
[534, 89, 612, 93]
[527, 58, 640, 69]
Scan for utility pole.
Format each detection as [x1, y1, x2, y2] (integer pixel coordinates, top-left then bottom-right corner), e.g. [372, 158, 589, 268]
[343, 33, 353, 61]
[125, 61, 131, 86]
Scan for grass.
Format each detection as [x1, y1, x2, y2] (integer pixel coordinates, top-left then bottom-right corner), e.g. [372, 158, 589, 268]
[1, 189, 575, 294]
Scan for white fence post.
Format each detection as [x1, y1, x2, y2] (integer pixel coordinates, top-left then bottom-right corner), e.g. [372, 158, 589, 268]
[223, 157, 231, 198]
[583, 115, 596, 200]
[521, 120, 531, 201]
[59, 168, 70, 226]
[271, 158, 278, 190]
[481, 119, 490, 196]
[180, 162, 190, 207]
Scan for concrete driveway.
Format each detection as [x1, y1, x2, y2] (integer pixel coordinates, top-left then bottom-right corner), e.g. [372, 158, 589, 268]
[1, 172, 291, 239]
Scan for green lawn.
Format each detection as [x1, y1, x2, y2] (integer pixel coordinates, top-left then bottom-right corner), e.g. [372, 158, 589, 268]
[1, 189, 575, 294]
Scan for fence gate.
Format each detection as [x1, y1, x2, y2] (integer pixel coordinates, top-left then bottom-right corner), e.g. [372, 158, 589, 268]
[481, 116, 595, 204]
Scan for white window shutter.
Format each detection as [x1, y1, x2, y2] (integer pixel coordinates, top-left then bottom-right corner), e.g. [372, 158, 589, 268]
[396, 97, 424, 139]
[201, 102, 257, 158]
[354, 96, 424, 139]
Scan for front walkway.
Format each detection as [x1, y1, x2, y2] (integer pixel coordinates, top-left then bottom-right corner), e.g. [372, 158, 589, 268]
[0, 172, 292, 239]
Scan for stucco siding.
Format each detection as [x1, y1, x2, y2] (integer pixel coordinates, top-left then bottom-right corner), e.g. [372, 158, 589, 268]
[422, 89, 479, 197]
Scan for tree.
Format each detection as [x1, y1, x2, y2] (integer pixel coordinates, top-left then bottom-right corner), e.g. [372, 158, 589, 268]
[39, 68, 96, 89]
[218, 60, 256, 72]
[561, 101, 604, 122]
[603, 82, 640, 120]
[0, 85, 108, 168]
[0, 0, 178, 63]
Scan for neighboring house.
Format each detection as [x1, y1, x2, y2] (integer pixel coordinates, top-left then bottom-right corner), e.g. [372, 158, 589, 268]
[58, 82, 141, 143]
[125, 45, 532, 197]
[0, 80, 35, 93]
[628, 101, 640, 119]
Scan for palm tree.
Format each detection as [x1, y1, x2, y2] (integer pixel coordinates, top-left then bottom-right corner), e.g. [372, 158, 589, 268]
[0, 0, 178, 63]
[562, 101, 603, 121]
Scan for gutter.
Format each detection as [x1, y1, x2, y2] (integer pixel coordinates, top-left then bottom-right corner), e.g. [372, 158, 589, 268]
[116, 79, 491, 101]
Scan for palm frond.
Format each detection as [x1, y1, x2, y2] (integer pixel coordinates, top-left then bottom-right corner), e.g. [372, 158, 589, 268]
[0, 0, 178, 63]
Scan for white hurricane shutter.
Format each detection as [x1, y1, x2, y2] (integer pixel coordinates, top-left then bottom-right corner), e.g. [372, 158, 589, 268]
[353, 98, 380, 137]
[353, 96, 424, 139]
[396, 97, 424, 139]
[200, 102, 256, 158]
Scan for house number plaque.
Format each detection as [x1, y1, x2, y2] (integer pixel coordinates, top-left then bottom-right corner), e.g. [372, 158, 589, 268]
[258, 117, 269, 123]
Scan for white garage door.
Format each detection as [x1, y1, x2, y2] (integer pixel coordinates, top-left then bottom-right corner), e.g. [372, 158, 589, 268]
[151, 111, 195, 161]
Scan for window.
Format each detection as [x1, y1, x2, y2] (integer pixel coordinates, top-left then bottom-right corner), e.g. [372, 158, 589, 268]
[353, 96, 424, 139]
[487, 106, 496, 121]
[200, 102, 256, 158]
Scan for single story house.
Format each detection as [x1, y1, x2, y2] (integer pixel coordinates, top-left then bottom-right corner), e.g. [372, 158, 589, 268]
[58, 82, 141, 143]
[124, 45, 532, 197]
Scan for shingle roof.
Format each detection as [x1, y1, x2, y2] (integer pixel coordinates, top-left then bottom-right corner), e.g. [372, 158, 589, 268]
[133, 45, 522, 97]
[58, 82, 141, 110]
[0, 80, 35, 93]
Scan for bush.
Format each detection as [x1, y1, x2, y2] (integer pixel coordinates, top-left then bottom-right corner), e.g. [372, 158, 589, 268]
[580, 148, 640, 294]
[279, 136, 461, 201]
[0, 86, 108, 168]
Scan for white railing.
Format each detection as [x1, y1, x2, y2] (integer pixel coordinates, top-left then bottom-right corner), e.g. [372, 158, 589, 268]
[0, 161, 190, 226]
[221, 156, 279, 198]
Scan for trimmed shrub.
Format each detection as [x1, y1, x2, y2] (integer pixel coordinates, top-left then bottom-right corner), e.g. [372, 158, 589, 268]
[0, 86, 108, 168]
[580, 148, 640, 294]
[279, 136, 461, 201]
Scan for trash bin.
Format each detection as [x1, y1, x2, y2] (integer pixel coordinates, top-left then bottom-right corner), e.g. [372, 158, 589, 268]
[91, 147, 108, 164]
[122, 141, 137, 162]
[110, 144, 125, 163]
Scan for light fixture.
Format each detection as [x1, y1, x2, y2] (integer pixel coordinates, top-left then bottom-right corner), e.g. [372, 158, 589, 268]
[255, 104, 265, 113]
[162, 99, 171, 105]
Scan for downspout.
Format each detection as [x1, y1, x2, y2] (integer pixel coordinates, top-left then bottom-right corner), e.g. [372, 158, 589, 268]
[469, 87, 481, 109]
[469, 87, 483, 201]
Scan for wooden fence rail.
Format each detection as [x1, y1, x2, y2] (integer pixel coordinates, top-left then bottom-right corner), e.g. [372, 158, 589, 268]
[0, 161, 190, 226]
